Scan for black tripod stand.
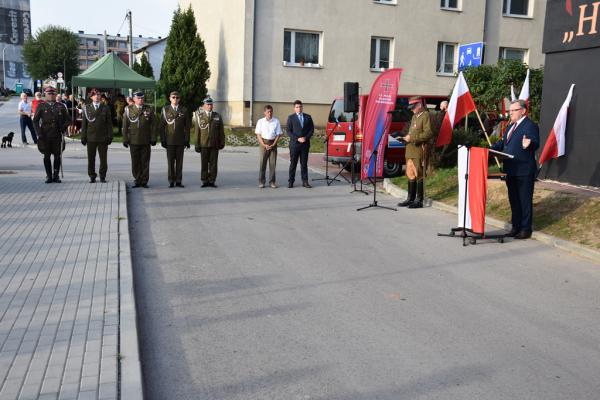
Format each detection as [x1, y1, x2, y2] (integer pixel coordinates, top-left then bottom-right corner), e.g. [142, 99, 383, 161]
[312, 133, 341, 185]
[356, 148, 397, 212]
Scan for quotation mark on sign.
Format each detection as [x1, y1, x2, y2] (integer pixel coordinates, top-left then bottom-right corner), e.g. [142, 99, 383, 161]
[563, 30, 575, 43]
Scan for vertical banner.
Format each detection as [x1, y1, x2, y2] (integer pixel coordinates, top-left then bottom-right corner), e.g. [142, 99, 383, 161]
[361, 68, 403, 180]
[457, 146, 489, 234]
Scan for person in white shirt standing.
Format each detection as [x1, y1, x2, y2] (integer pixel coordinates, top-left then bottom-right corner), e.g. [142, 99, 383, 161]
[17, 92, 38, 145]
[255, 105, 283, 188]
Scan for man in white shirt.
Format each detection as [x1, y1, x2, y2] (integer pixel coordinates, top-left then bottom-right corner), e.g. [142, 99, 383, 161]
[17, 93, 38, 145]
[255, 105, 283, 188]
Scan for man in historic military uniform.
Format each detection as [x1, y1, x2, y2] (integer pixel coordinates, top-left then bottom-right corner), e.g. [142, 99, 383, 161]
[193, 96, 225, 187]
[159, 91, 190, 188]
[398, 96, 433, 209]
[122, 91, 157, 188]
[81, 88, 113, 183]
[33, 87, 70, 183]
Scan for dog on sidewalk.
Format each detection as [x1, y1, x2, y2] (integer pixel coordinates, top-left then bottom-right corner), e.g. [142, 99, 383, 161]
[1, 132, 14, 148]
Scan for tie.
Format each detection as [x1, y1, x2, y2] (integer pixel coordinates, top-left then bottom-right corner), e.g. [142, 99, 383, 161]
[506, 123, 517, 142]
[299, 113, 304, 128]
[94, 104, 98, 110]
[208, 112, 211, 119]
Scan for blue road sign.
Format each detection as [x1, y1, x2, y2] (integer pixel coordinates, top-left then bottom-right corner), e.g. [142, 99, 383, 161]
[458, 42, 484, 71]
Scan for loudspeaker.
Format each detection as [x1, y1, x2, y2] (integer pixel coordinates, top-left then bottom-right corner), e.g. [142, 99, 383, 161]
[344, 82, 359, 113]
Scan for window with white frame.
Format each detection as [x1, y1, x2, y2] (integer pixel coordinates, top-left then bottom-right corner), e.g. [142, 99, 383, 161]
[499, 47, 528, 62]
[370, 37, 392, 70]
[440, 0, 459, 10]
[283, 30, 321, 66]
[503, 0, 529, 16]
[436, 42, 456, 75]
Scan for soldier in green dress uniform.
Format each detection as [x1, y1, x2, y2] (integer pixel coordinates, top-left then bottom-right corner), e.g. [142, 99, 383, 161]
[122, 91, 157, 188]
[398, 96, 433, 209]
[33, 87, 70, 183]
[193, 96, 225, 187]
[81, 88, 113, 183]
[159, 91, 190, 188]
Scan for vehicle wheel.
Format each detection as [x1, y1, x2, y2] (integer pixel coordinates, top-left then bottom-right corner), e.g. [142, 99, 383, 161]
[383, 161, 402, 177]
[343, 162, 360, 173]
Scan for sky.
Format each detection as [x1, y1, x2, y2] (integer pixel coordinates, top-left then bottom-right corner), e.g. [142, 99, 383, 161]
[30, 0, 179, 39]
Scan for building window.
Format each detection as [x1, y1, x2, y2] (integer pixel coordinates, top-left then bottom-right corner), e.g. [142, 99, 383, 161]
[374, 0, 397, 5]
[283, 30, 321, 66]
[436, 42, 456, 75]
[440, 0, 459, 10]
[499, 47, 528, 62]
[503, 0, 529, 16]
[370, 37, 392, 70]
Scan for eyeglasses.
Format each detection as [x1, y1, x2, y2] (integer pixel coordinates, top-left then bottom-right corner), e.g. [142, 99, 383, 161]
[509, 108, 523, 113]
[171, 96, 180, 99]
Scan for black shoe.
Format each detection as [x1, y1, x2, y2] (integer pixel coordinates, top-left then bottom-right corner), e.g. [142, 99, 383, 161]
[100, 178, 107, 183]
[45, 177, 53, 184]
[515, 231, 532, 240]
[209, 182, 217, 188]
[408, 201, 423, 209]
[132, 182, 141, 188]
[288, 182, 294, 188]
[53, 176, 61, 183]
[505, 228, 520, 237]
[201, 182, 209, 187]
[302, 181, 312, 188]
[169, 182, 175, 188]
[142, 184, 149, 189]
[90, 177, 96, 183]
[176, 183, 185, 188]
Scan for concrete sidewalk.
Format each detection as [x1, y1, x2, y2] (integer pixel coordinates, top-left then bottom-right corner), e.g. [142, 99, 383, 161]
[0, 174, 141, 399]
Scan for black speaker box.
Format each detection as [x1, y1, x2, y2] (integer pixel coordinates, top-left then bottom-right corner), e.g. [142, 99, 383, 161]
[344, 82, 359, 113]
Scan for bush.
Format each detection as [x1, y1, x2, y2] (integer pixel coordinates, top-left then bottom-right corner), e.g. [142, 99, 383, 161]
[432, 128, 490, 168]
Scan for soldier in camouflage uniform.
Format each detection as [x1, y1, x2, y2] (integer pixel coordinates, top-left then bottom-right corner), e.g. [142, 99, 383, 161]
[398, 96, 433, 209]
[33, 87, 70, 183]
[159, 91, 190, 188]
[122, 91, 157, 188]
[81, 88, 113, 183]
[193, 96, 225, 187]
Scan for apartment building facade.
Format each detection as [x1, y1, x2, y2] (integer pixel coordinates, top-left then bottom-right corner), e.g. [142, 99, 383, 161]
[180, 0, 546, 126]
[77, 31, 161, 71]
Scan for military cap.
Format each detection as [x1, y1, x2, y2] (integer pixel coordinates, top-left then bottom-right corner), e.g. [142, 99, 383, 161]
[408, 96, 423, 104]
[170, 91, 180, 97]
[133, 90, 145, 98]
[89, 88, 100, 96]
[44, 86, 57, 94]
[202, 96, 213, 105]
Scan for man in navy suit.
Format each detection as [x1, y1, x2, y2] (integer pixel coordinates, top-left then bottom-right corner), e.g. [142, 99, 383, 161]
[492, 99, 540, 239]
[286, 100, 314, 188]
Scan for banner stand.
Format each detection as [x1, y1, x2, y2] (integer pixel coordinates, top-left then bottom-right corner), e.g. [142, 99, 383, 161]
[356, 147, 397, 212]
[437, 145, 511, 246]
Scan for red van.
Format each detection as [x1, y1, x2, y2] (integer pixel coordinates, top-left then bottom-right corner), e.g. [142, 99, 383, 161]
[325, 94, 446, 176]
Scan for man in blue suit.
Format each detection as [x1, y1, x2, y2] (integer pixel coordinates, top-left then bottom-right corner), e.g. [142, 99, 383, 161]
[286, 100, 314, 188]
[492, 99, 540, 239]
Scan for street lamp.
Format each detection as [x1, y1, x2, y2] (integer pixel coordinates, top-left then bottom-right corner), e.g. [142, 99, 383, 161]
[2, 44, 12, 90]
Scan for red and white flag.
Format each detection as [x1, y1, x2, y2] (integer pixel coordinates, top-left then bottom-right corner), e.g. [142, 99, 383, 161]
[538, 84, 575, 166]
[457, 146, 489, 234]
[435, 72, 477, 147]
[519, 69, 530, 103]
[510, 85, 517, 101]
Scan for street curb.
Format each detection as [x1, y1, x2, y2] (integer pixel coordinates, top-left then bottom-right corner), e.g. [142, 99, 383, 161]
[383, 178, 600, 264]
[118, 180, 144, 400]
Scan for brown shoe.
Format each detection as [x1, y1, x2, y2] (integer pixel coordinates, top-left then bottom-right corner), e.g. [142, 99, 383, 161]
[270, 183, 278, 188]
[302, 181, 312, 188]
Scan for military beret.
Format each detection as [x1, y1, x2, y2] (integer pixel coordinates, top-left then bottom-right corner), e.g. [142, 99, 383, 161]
[133, 91, 145, 98]
[44, 87, 57, 94]
[202, 96, 213, 105]
[170, 91, 180, 97]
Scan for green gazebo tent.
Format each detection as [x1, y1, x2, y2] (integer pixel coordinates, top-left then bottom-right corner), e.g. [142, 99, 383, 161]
[72, 52, 155, 89]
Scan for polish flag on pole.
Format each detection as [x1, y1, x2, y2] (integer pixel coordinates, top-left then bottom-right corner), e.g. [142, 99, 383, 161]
[519, 69, 530, 111]
[435, 72, 477, 147]
[510, 84, 517, 101]
[538, 84, 575, 166]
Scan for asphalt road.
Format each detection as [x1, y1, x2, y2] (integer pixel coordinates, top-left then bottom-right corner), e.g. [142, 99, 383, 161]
[2, 97, 600, 400]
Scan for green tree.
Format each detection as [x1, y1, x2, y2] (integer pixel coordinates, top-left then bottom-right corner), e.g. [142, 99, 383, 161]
[158, 6, 210, 110]
[462, 60, 543, 123]
[22, 25, 79, 85]
[133, 53, 154, 78]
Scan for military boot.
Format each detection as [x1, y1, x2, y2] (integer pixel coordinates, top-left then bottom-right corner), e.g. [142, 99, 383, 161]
[53, 170, 61, 183]
[44, 159, 53, 183]
[408, 180, 424, 209]
[398, 180, 416, 207]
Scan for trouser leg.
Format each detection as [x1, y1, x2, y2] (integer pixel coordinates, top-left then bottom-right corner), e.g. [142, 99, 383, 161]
[175, 145, 184, 183]
[130, 145, 141, 183]
[20, 117, 27, 142]
[200, 147, 210, 183]
[299, 142, 310, 182]
[97, 142, 108, 179]
[140, 145, 151, 185]
[167, 145, 176, 183]
[26, 117, 37, 143]
[288, 144, 300, 183]
[268, 145, 278, 184]
[519, 175, 535, 232]
[87, 142, 98, 179]
[258, 145, 268, 184]
[506, 176, 522, 231]
[208, 148, 219, 183]
[43, 153, 52, 178]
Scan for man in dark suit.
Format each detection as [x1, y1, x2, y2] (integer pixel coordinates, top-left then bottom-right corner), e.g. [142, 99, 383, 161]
[286, 100, 314, 188]
[492, 99, 540, 239]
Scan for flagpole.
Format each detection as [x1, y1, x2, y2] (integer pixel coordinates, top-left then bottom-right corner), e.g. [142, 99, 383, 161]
[473, 108, 501, 168]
